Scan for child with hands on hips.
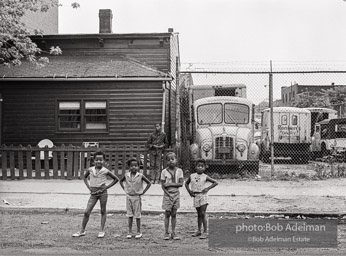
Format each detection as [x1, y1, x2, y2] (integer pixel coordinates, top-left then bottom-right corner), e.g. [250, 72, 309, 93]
[73, 151, 119, 238]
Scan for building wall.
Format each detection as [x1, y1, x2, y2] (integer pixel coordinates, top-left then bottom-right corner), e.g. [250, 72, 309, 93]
[281, 84, 335, 106]
[0, 80, 165, 147]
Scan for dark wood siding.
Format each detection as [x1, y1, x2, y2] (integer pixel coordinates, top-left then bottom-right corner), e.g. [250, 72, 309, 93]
[0, 80, 164, 147]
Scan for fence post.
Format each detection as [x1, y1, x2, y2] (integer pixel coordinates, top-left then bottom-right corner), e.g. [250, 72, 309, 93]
[1, 145, 7, 180]
[34, 149, 41, 179]
[66, 144, 73, 180]
[18, 145, 24, 180]
[26, 145, 32, 179]
[269, 61, 275, 177]
[80, 146, 85, 179]
[60, 144, 66, 179]
[73, 148, 79, 179]
[114, 146, 119, 175]
[52, 146, 58, 179]
[9, 145, 15, 180]
[44, 147, 49, 179]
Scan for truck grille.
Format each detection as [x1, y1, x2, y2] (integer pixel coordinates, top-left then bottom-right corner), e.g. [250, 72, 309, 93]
[215, 137, 234, 160]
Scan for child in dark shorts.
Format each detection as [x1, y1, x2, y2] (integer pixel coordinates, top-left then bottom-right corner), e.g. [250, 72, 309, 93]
[120, 158, 151, 239]
[161, 152, 184, 240]
[72, 151, 119, 238]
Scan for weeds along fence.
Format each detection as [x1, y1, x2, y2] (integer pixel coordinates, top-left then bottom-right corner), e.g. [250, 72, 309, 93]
[0, 145, 171, 180]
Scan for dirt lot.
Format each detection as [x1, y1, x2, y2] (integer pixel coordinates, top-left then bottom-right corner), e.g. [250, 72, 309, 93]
[1, 210, 345, 256]
[1, 162, 346, 255]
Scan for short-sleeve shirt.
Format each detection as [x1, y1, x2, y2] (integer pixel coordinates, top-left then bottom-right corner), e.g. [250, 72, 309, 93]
[124, 172, 144, 196]
[89, 166, 110, 188]
[190, 173, 208, 193]
[160, 167, 184, 193]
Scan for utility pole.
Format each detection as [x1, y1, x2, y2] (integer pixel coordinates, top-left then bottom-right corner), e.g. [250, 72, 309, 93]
[269, 61, 274, 177]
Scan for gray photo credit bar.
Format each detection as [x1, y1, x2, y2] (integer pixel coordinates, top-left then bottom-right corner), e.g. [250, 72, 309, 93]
[209, 219, 337, 248]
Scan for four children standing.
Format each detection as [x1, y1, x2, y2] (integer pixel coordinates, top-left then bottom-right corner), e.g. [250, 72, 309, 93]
[73, 151, 218, 240]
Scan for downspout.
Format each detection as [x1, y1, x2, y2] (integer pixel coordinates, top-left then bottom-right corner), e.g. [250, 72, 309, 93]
[161, 81, 166, 134]
[167, 81, 172, 147]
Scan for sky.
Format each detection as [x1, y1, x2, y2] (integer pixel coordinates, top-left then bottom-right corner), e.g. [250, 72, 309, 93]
[58, 0, 346, 103]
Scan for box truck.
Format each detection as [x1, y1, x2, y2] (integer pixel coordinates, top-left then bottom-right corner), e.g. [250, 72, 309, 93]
[186, 84, 259, 174]
[260, 107, 311, 163]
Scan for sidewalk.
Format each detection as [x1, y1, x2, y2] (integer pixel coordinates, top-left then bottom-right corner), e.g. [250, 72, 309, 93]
[1, 178, 346, 215]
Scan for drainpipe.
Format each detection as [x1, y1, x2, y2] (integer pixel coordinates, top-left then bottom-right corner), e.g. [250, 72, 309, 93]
[167, 81, 172, 147]
[161, 81, 166, 133]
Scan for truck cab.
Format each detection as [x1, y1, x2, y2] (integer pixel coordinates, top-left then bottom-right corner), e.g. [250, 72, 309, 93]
[311, 118, 346, 159]
[189, 96, 259, 173]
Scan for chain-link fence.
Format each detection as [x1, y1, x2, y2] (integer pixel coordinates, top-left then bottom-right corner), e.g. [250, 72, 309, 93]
[177, 67, 346, 177]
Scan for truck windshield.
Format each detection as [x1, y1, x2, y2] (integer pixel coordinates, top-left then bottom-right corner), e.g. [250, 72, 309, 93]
[224, 103, 249, 124]
[197, 103, 222, 125]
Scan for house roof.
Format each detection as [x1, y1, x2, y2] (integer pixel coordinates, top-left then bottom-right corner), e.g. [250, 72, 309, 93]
[0, 55, 171, 80]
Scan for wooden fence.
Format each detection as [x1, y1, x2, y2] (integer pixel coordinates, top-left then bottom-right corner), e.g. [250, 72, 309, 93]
[0, 145, 171, 180]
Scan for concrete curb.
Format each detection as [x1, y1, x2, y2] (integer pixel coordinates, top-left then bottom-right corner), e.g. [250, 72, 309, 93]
[1, 206, 345, 219]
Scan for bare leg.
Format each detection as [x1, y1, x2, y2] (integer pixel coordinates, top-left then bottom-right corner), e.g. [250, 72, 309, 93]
[128, 217, 133, 234]
[196, 207, 202, 232]
[136, 218, 141, 233]
[99, 194, 108, 232]
[171, 209, 177, 234]
[81, 196, 98, 232]
[200, 204, 208, 233]
[164, 210, 171, 234]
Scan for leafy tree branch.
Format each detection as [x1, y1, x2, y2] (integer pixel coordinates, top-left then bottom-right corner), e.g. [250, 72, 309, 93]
[0, 0, 79, 67]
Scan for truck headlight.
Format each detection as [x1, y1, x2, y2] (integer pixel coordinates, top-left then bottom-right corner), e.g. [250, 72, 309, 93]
[236, 144, 246, 152]
[202, 143, 211, 152]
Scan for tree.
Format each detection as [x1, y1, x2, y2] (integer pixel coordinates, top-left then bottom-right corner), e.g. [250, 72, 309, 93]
[293, 91, 328, 108]
[0, 0, 79, 67]
[322, 86, 346, 106]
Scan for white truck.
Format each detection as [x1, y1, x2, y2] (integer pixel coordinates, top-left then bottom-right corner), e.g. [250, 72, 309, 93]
[304, 107, 337, 137]
[187, 84, 259, 174]
[260, 107, 311, 163]
[311, 118, 346, 159]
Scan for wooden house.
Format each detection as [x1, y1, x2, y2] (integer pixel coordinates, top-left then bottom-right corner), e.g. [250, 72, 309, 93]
[0, 10, 180, 148]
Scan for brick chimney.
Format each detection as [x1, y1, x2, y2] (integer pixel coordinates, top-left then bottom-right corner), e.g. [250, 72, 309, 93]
[99, 9, 113, 33]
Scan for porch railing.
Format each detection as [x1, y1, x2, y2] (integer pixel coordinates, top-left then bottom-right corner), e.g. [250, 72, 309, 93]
[0, 144, 171, 180]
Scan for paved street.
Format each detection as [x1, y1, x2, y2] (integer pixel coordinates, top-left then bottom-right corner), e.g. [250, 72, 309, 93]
[1, 178, 346, 215]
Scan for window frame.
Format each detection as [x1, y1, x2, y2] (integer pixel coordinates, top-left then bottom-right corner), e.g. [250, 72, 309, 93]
[224, 103, 250, 124]
[196, 103, 223, 125]
[56, 99, 109, 133]
[292, 115, 298, 125]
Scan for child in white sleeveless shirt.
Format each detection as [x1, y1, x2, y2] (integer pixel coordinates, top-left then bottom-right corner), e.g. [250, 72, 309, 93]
[185, 158, 218, 239]
[73, 151, 119, 238]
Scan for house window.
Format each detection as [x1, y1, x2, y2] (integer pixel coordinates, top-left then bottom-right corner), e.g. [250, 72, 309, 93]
[57, 100, 108, 132]
[85, 101, 107, 130]
[58, 101, 81, 131]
